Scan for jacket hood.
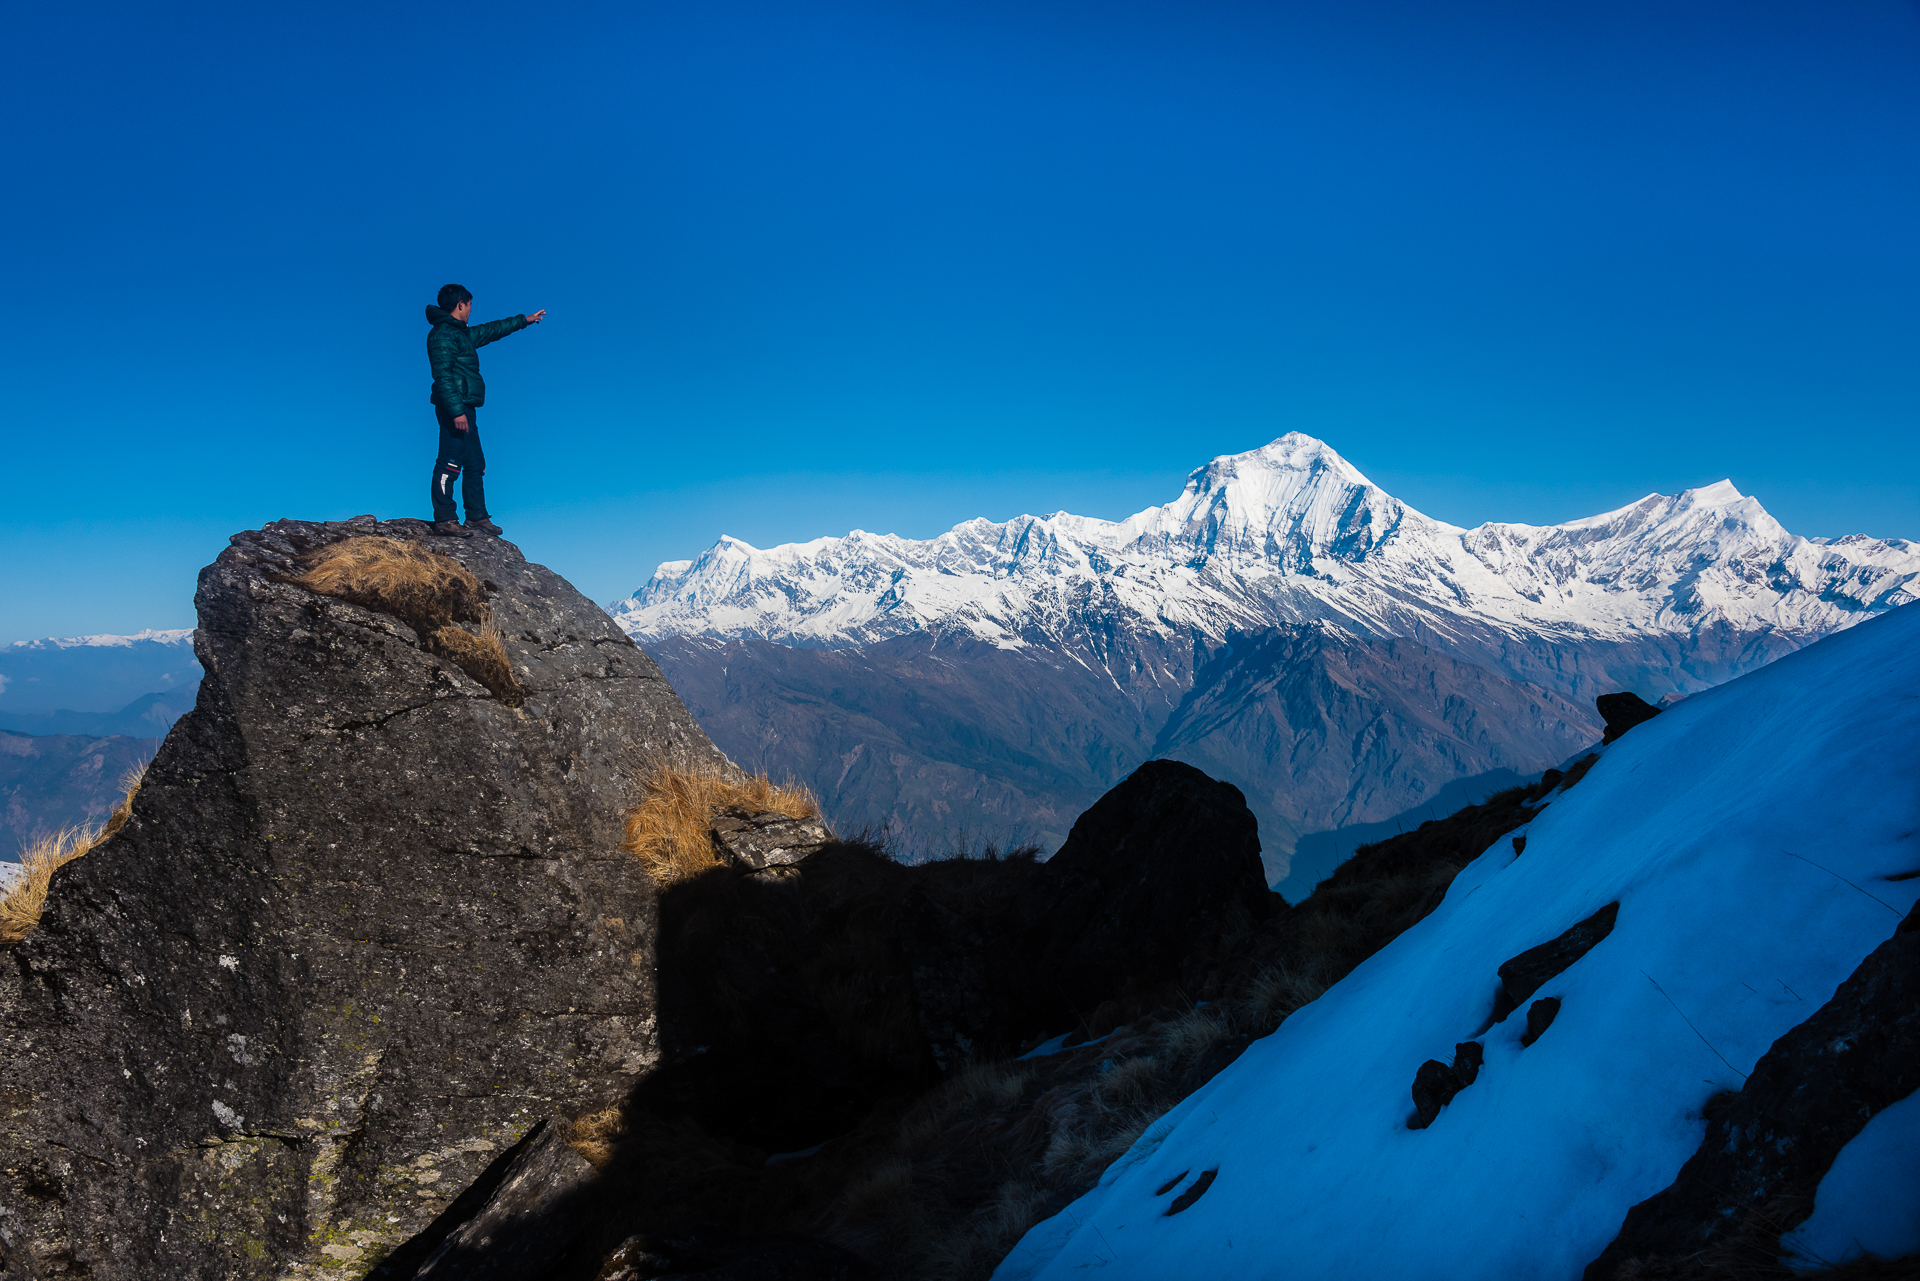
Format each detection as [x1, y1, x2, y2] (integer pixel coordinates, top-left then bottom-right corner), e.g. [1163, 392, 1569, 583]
[425, 305, 466, 326]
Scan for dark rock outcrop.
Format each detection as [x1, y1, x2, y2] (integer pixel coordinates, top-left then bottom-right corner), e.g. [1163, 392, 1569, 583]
[1409, 1040, 1484, 1129]
[1018, 759, 1276, 1017]
[1585, 899, 1920, 1280]
[1521, 996, 1561, 1047]
[0, 517, 726, 1280]
[1596, 691, 1663, 744]
[1490, 901, 1620, 1024]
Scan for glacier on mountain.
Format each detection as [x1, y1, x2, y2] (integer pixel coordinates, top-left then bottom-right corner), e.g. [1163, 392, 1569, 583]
[611, 434, 1918, 660]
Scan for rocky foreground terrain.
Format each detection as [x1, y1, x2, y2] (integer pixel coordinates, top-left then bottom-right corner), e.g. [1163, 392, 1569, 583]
[0, 518, 1910, 1280]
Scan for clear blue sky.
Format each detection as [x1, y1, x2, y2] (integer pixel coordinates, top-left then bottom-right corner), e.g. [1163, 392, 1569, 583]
[4, 0, 1917, 643]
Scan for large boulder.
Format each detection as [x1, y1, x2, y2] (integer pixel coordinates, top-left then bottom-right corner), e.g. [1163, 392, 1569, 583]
[0, 517, 726, 1280]
[1019, 759, 1276, 1017]
[1595, 691, 1662, 744]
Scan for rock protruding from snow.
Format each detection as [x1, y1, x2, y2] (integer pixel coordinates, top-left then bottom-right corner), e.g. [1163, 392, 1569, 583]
[1596, 692, 1663, 745]
[1490, 900, 1620, 1024]
[1520, 997, 1561, 1048]
[1409, 1041, 1485, 1129]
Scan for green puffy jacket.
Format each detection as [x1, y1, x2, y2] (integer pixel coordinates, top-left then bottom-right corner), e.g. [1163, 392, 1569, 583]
[425, 305, 529, 419]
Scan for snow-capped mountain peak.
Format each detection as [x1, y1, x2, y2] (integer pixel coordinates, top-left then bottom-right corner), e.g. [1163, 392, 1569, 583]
[608, 434, 1919, 654]
[5, 629, 195, 651]
[1112, 433, 1432, 576]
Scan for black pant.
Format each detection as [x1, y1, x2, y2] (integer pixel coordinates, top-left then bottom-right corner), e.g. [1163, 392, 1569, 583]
[430, 404, 488, 523]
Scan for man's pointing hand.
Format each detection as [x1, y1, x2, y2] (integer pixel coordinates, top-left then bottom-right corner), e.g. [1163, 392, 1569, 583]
[526, 310, 546, 324]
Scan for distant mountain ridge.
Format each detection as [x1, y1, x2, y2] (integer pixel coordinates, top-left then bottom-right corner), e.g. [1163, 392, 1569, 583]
[0, 729, 158, 861]
[0, 688, 200, 739]
[0, 630, 201, 721]
[613, 434, 1916, 658]
[612, 435, 1919, 890]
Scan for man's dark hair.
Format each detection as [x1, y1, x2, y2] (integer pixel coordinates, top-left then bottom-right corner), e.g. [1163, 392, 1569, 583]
[437, 283, 473, 311]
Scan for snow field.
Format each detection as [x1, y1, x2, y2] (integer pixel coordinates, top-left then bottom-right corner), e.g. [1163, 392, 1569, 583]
[994, 602, 1920, 1281]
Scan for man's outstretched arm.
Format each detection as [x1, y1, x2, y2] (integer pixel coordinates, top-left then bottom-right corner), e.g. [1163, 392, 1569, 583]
[470, 310, 545, 347]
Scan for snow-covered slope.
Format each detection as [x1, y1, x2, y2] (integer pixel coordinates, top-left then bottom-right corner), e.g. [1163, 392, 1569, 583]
[611, 434, 1919, 655]
[993, 602, 1920, 1281]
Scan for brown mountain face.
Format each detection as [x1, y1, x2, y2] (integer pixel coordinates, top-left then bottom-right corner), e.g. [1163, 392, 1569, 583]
[1150, 627, 1603, 869]
[645, 622, 1608, 891]
[0, 731, 158, 861]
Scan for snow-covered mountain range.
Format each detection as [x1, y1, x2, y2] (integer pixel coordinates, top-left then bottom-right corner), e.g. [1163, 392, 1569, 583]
[614, 433, 1917, 656]
[612, 435, 1919, 887]
[0, 629, 201, 735]
[4, 629, 194, 651]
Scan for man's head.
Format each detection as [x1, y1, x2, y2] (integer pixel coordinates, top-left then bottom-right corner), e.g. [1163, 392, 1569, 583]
[437, 283, 473, 323]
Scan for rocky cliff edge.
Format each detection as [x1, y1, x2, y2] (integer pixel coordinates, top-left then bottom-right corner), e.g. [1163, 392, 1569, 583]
[0, 516, 726, 1280]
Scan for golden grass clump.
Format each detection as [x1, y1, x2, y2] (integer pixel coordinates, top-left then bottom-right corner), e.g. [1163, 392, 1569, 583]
[567, 1104, 627, 1169]
[0, 829, 95, 946]
[427, 618, 519, 702]
[0, 763, 146, 945]
[622, 764, 820, 886]
[289, 535, 488, 627]
[287, 535, 524, 706]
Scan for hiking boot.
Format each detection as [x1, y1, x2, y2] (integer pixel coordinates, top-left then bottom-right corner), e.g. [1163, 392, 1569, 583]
[431, 520, 471, 537]
[465, 517, 504, 537]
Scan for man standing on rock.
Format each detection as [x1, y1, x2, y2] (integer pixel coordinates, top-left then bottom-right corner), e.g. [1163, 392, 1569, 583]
[426, 284, 545, 536]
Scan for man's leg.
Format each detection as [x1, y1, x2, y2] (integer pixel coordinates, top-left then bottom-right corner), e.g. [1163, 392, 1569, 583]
[430, 406, 467, 528]
[461, 409, 489, 521]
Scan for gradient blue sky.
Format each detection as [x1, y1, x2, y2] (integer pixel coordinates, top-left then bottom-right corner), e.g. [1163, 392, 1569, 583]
[4, 0, 1918, 643]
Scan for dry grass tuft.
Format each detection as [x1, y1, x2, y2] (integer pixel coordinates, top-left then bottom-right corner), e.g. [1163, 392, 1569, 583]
[0, 764, 146, 945]
[287, 535, 524, 705]
[427, 619, 521, 706]
[623, 764, 819, 886]
[289, 535, 488, 627]
[0, 829, 96, 946]
[567, 1104, 627, 1169]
